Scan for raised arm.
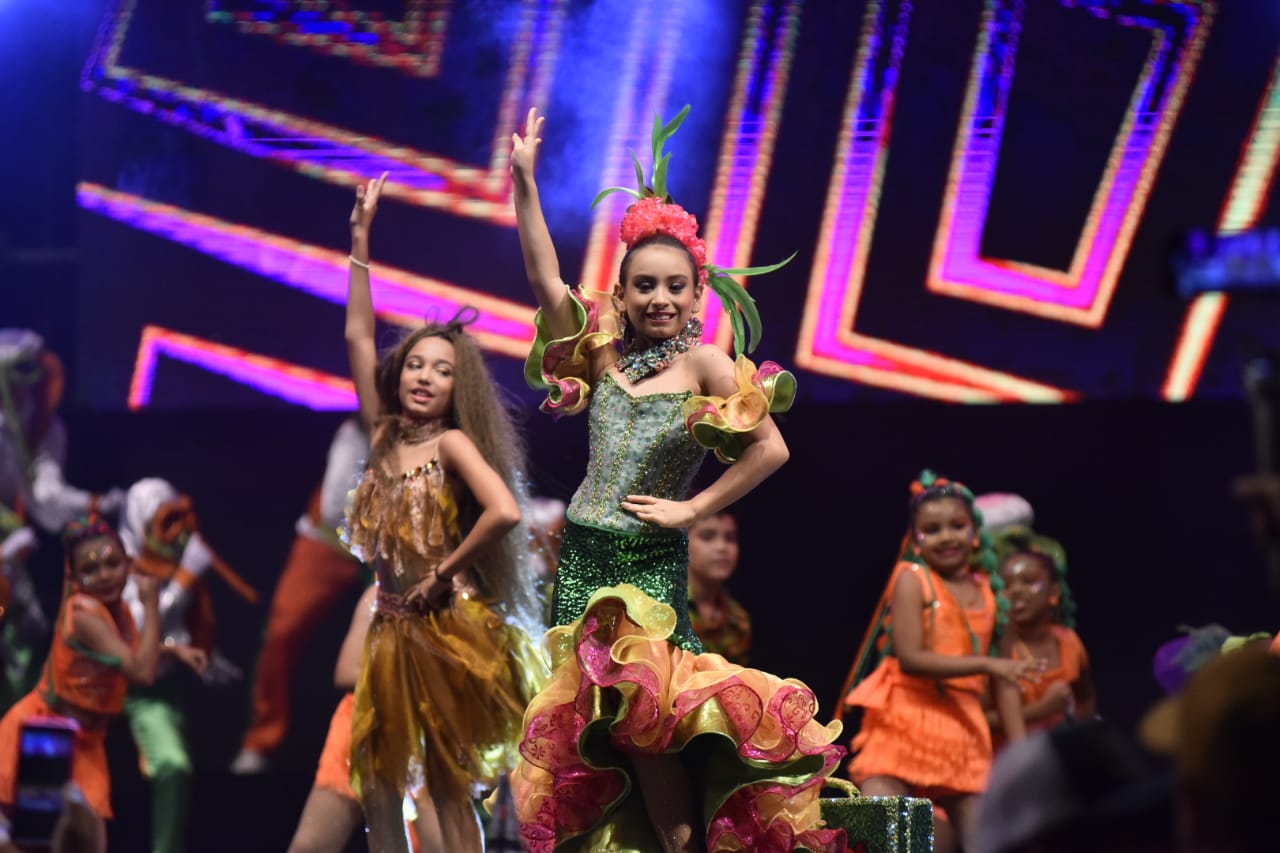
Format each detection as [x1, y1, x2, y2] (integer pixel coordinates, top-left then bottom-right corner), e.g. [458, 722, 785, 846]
[71, 575, 163, 685]
[405, 430, 522, 609]
[346, 173, 389, 432]
[510, 108, 576, 339]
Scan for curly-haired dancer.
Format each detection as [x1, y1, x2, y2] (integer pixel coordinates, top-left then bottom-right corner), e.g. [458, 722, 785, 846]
[343, 174, 547, 853]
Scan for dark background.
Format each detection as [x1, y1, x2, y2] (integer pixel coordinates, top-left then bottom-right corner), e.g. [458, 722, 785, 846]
[3, 1, 1279, 849]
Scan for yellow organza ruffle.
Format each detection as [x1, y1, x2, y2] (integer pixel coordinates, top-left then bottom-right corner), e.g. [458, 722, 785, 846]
[683, 356, 797, 463]
[513, 584, 845, 853]
[351, 595, 545, 802]
[523, 287, 619, 417]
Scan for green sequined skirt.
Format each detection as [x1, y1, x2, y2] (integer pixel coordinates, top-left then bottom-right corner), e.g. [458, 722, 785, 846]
[551, 520, 702, 653]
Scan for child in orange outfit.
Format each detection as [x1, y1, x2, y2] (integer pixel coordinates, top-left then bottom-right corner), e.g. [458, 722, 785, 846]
[990, 531, 1095, 742]
[0, 516, 203, 819]
[286, 585, 378, 853]
[839, 471, 1041, 853]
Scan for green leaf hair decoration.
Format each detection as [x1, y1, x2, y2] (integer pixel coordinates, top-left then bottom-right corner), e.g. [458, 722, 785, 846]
[590, 104, 794, 358]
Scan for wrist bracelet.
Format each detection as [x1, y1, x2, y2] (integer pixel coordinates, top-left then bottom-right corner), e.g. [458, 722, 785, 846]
[349, 255, 371, 270]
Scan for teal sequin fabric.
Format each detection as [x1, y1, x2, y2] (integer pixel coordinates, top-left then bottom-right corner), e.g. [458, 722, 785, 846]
[552, 520, 703, 653]
[820, 790, 935, 853]
[566, 373, 705, 537]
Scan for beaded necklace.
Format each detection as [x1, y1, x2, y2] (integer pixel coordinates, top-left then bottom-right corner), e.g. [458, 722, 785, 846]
[617, 317, 703, 383]
[397, 416, 447, 445]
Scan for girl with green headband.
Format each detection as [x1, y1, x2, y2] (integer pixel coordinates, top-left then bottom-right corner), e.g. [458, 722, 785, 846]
[988, 526, 1096, 744]
[836, 471, 1043, 853]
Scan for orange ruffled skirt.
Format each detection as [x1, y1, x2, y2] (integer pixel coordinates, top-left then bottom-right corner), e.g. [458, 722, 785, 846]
[0, 692, 114, 819]
[512, 584, 845, 853]
[351, 593, 545, 803]
[314, 692, 357, 800]
[845, 659, 992, 796]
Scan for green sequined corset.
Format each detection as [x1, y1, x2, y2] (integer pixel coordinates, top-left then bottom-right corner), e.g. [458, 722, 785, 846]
[566, 373, 705, 537]
[553, 520, 703, 653]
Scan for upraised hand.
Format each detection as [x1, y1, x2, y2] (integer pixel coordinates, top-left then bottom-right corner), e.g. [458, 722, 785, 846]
[510, 107, 545, 182]
[350, 172, 389, 237]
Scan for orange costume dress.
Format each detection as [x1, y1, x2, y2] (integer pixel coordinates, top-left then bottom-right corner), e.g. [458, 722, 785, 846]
[1011, 625, 1088, 736]
[0, 593, 138, 818]
[314, 692, 357, 799]
[844, 561, 997, 797]
[342, 446, 543, 813]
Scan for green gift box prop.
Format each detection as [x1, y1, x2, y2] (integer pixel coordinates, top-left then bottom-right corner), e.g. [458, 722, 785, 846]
[819, 779, 934, 853]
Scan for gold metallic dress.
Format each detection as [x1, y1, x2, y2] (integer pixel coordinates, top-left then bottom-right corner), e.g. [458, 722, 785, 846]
[344, 455, 544, 807]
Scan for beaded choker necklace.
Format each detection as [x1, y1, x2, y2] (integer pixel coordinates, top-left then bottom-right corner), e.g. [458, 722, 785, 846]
[618, 317, 703, 383]
[396, 416, 447, 446]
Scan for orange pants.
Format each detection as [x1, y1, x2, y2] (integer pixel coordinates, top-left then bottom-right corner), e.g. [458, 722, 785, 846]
[240, 535, 362, 755]
[0, 693, 114, 819]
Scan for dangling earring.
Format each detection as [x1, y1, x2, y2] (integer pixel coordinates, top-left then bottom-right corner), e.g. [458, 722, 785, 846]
[1049, 595, 1060, 606]
[612, 294, 629, 337]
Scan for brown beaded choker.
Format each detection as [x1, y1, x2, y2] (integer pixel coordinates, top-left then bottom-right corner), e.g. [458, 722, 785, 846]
[396, 416, 447, 445]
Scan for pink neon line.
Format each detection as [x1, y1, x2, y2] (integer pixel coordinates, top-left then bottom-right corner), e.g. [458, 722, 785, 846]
[794, 0, 1071, 401]
[130, 326, 355, 410]
[702, 1, 800, 348]
[580, 0, 682, 297]
[1163, 52, 1280, 399]
[930, 1, 1209, 318]
[84, 0, 565, 220]
[207, 1, 453, 79]
[815, 1, 907, 367]
[78, 183, 536, 354]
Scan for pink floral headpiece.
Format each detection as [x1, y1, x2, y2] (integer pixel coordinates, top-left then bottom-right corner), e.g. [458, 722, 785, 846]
[593, 105, 794, 356]
[618, 196, 709, 286]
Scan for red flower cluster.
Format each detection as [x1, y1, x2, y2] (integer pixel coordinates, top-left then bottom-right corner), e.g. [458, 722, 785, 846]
[619, 197, 709, 283]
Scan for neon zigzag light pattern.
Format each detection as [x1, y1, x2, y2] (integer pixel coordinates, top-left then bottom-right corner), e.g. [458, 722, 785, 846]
[578, 0, 683, 308]
[700, 0, 802, 351]
[84, 0, 565, 222]
[1163, 53, 1280, 401]
[927, 0, 1211, 326]
[130, 326, 355, 410]
[794, 0, 1072, 402]
[77, 182, 536, 359]
[573, 0, 802, 352]
[206, 1, 454, 79]
[84, 3, 810, 407]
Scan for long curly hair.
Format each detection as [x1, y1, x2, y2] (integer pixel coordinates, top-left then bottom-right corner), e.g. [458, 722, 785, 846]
[369, 312, 543, 638]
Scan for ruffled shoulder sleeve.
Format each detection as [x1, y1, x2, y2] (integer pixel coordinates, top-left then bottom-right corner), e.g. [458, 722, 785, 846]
[523, 287, 618, 417]
[682, 355, 797, 463]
